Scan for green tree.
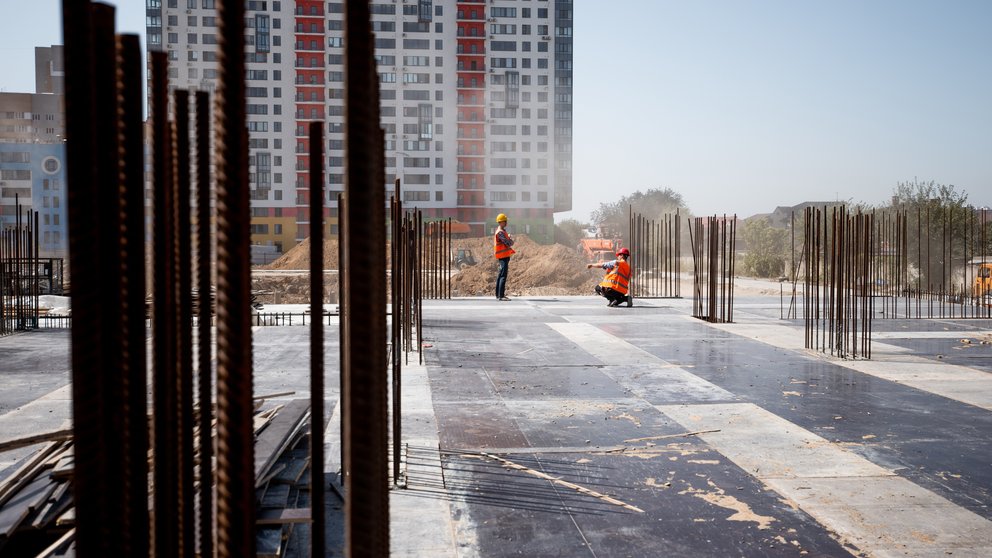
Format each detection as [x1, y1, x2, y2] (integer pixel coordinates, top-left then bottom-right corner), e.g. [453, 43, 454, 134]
[741, 218, 788, 278]
[554, 218, 587, 248]
[591, 188, 687, 238]
[887, 179, 976, 288]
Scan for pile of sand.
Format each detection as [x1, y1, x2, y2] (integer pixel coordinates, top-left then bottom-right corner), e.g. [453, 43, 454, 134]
[257, 234, 603, 297]
[449, 235, 601, 297]
[263, 237, 340, 270]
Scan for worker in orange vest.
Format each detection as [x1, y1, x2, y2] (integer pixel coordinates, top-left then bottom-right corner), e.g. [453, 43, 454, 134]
[587, 247, 632, 307]
[494, 213, 515, 301]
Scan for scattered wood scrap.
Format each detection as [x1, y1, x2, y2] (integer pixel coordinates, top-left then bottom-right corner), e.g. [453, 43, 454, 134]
[0, 398, 318, 556]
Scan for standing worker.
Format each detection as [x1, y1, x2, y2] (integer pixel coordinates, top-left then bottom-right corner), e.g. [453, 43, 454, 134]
[587, 247, 632, 307]
[494, 213, 515, 301]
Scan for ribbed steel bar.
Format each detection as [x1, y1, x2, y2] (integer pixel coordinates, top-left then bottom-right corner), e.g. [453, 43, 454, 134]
[0, 230, 5, 335]
[175, 90, 197, 557]
[194, 90, 215, 558]
[390, 189, 401, 485]
[338, 191, 347, 472]
[119, 33, 150, 557]
[61, 1, 131, 553]
[151, 49, 181, 558]
[309, 120, 327, 555]
[344, 0, 390, 553]
[215, 0, 255, 554]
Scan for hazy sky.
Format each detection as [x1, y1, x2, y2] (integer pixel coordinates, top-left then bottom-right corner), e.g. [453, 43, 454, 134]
[2, 1, 989, 222]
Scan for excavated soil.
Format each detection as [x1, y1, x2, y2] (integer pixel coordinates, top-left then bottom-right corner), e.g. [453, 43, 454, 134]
[263, 237, 341, 270]
[252, 235, 604, 302]
[448, 235, 602, 297]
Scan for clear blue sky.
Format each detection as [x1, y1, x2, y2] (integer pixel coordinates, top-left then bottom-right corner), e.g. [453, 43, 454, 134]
[2, 1, 989, 222]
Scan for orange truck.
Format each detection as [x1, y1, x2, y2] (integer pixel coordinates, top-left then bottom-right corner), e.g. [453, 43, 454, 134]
[579, 238, 618, 263]
[975, 262, 992, 297]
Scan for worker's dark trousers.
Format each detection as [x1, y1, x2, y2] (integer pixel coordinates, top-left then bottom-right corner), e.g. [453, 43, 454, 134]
[496, 257, 510, 299]
[596, 285, 627, 305]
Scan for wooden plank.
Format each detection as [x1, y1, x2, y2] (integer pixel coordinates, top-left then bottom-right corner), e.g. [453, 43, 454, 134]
[260, 484, 291, 509]
[0, 475, 58, 536]
[0, 428, 73, 453]
[256, 526, 284, 558]
[254, 399, 310, 487]
[256, 508, 310, 525]
[31, 481, 69, 529]
[51, 454, 75, 480]
[34, 527, 75, 558]
[273, 456, 309, 485]
[0, 442, 63, 507]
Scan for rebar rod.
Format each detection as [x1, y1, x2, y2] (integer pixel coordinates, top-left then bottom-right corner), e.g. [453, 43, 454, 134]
[344, 0, 390, 552]
[119, 33, 151, 557]
[194, 90, 215, 558]
[309, 121, 327, 555]
[215, 0, 256, 554]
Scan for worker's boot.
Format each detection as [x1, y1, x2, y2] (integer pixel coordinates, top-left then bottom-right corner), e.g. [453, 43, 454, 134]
[625, 295, 633, 307]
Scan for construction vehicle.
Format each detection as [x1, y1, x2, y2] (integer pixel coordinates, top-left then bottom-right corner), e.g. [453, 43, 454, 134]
[974, 262, 992, 297]
[452, 248, 477, 269]
[578, 238, 618, 263]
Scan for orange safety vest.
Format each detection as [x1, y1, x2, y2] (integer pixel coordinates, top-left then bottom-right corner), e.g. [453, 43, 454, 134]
[494, 229, 516, 259]
[599, 260, 631, 295]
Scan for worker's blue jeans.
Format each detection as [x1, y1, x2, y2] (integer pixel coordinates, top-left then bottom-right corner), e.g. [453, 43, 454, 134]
[495, 257, 510, 299]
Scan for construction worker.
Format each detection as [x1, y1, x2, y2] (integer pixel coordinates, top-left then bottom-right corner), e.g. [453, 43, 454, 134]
[494, 213, 515, 301]
[587, 247, 632, 307]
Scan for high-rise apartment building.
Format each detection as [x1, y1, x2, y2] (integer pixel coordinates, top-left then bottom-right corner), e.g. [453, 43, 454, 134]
[146, 0, 572, 252]
[0, 46, 68, 256]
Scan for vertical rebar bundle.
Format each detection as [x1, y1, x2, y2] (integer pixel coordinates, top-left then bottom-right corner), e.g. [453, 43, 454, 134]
[795, 205, 992, 322]
[801, 206, 874, 358]
[420, 219, 453, 300]
[689, 215, 737, 323]
[0, 197, 42, 336]
[627, 207, 681, 298]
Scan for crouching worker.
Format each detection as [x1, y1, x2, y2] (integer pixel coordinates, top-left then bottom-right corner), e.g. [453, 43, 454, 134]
[586, 247, 632, 307]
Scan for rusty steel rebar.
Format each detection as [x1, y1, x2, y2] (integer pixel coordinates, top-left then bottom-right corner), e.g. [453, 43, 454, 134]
[175, 90, 197, 556]
[309, 120, 327, 555]
[61, 1, 132, 553]
[215, 0, 256, 554]
[194, 90, 215, 558]
[801, 206, 875, 358]
[689, 215, 737, 323]
[627, 207, 681, 298]
[151, 49, 182, 558]
[119, 33, 151, 557]
[344, 0, 390, 552]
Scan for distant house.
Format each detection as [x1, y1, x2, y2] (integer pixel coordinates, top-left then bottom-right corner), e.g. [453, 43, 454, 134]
[748, 201, 844, 230]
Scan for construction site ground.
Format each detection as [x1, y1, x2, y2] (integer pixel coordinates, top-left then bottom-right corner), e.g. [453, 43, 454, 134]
[2, 289, 992, 556]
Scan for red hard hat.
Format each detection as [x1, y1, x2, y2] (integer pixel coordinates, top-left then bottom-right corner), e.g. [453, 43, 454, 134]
[616, 247, 630, 257]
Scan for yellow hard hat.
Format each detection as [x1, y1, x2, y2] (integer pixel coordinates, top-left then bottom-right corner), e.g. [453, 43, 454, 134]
[496, 213, 508, 223]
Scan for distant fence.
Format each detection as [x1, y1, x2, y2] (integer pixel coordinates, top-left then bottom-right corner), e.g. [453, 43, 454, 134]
[34, 312, 340, 330]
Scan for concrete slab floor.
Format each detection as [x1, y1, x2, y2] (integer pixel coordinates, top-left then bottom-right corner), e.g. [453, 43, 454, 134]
[1, 295, 990, 557]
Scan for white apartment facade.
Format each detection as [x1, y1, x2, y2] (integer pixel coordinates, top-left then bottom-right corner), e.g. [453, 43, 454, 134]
[146, 0, 572, 251]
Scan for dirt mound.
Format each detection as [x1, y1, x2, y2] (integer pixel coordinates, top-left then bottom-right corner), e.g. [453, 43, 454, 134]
[258, 234, 603, 297]
[263, 237, 340, 270]
[450, 235, 601, 296]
